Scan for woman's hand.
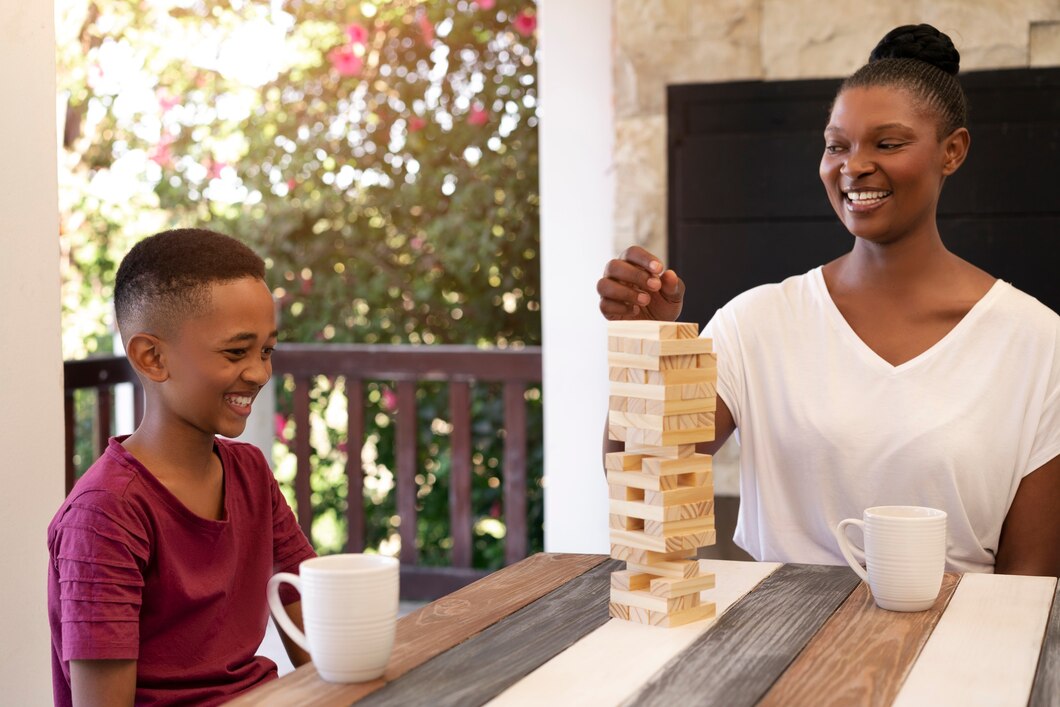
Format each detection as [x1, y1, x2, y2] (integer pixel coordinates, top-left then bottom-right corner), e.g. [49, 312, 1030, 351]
[597, 246, 685, 322]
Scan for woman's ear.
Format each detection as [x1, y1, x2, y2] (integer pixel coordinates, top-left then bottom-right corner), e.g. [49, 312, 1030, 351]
[126, 333, 169, 383]
[941, 127, 971, 176]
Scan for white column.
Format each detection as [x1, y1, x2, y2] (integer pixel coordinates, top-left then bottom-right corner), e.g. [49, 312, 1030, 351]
[0, 0, 65, 701]
[538, 0, 613, 553]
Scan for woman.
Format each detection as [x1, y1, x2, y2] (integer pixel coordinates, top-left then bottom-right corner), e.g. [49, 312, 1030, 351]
[597, 25, 1060, 577]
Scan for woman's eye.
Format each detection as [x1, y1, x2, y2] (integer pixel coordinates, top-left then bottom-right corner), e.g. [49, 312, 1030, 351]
[879, 142, 902, 150]
[825, 144, 845, 154]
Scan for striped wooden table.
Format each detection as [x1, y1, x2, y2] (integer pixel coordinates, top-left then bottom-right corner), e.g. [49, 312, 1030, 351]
[232, 553, 1060, 707]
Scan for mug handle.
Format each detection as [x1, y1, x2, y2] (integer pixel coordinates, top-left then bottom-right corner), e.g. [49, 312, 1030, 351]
[834, 518, 869, 583]
[267, 572, 310, 653]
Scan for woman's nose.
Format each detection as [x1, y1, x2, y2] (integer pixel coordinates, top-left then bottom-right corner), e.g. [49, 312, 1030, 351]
[841, 146, 876, 178]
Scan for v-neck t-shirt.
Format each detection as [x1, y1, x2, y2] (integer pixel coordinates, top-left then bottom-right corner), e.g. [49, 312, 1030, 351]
[47, 437, 316, 706]
[704, 267, 1060, 572]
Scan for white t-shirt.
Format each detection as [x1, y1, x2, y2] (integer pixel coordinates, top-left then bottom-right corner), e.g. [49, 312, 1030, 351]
[704, 267, 1060, 573]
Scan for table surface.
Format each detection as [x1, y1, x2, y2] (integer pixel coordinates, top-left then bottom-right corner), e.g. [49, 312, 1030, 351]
[231, 553, 1060, 707]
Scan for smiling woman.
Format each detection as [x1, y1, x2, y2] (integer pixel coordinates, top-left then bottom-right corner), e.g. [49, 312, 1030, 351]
[599, 24, 1060, 579]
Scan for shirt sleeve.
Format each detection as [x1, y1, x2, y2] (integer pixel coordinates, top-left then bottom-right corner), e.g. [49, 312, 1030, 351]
[51, 495, 147, 661]
[703, 303, 745, 429]
[1025, 322, 1060, 475]
[267, 462, 316, 605]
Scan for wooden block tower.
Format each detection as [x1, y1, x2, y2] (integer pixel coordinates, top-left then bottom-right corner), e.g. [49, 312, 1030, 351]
[606, 320, 718, 627]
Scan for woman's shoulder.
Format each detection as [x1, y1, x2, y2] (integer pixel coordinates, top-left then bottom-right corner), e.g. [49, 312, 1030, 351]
[718, 268, 823, 318]
[991, 281, 1060, 333]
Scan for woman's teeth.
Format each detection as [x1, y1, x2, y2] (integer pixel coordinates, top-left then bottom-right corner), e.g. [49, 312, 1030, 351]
[846, 190, 890, 203]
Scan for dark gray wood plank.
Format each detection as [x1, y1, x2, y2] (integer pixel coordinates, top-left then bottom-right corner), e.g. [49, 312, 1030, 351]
[1029, 580, 1060, 707]
[356, 558, 624, 706]
[624, 563, 860, 707]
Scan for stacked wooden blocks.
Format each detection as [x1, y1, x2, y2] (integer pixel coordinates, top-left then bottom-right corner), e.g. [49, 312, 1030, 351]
[606, 320, 718, 627]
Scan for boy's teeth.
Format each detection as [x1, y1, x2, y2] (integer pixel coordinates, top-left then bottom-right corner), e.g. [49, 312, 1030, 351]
[226, 395, 252, 406]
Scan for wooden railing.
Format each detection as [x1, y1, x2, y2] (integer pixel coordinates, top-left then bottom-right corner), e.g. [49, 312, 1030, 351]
[63, 344, 542, 599]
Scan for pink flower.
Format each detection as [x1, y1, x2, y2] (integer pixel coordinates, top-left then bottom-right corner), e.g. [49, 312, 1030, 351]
[207, 160, 227, 180]
[345, 22, 369, 45]
[157, 91, 181, 113]
[148, 135, 174, 167]
[408, 116, 427, 132]
[328, 46, 364, 76]
[513, 10, 536, 37]
[381, 388, 398, 412]
[417, 12, 435, 45]
[468, 105, 488, 126]
[274, 413, 287, 440]
[287, 178, 297, 190]
[478, 0, 495, 9]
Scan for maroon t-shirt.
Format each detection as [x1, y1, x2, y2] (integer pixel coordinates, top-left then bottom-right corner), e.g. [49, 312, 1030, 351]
[47, 437, 316, 706]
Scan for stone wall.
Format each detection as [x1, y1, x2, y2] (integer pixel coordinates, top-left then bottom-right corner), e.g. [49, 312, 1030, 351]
[611, 0, 1060, 496]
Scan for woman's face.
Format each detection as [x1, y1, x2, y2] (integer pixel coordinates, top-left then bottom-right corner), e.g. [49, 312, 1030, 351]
[819, 85, 966, 245]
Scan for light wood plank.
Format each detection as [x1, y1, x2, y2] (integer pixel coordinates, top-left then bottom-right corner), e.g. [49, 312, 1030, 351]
[1029, 579, 1060, 707]
[758, 573, 960, 707]
[487, 560, 781, 707]
[893, 573, 1057, 707]
[625, 563, 861, 707]
[354, 559, 624, 706]
[227, 553, 608, 707]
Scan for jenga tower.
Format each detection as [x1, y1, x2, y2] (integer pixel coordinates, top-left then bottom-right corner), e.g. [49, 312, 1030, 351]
[606, 320, 718, 627]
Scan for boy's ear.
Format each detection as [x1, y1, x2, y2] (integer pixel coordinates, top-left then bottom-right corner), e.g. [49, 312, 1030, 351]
[125, 333, 169, 383]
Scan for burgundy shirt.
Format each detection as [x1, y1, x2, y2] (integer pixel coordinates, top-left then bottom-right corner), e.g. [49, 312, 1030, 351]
[47, 437, 315, 706]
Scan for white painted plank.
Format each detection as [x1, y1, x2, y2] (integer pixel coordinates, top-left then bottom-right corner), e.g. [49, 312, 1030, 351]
[893, 573, 1057, 707]
[486, 560, 781, 707]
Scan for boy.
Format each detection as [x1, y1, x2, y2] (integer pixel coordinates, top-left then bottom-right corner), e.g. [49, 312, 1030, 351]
[48, 229, 316, 706]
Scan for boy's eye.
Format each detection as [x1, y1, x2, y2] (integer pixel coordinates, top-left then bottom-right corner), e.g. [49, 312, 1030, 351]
[879, 142, 903, 150]
[225, 348, 247, 357]
[262, 346, 275, 358]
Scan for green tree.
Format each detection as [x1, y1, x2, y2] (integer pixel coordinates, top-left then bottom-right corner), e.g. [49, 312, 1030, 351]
[59, 0, 542, 568]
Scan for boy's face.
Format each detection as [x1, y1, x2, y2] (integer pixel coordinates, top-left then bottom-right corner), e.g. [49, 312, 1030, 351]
[159, 276, 277, 439]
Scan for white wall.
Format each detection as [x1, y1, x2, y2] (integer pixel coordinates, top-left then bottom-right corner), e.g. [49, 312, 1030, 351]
[0, 0, 65, 702]
[538, 0, 613, 553]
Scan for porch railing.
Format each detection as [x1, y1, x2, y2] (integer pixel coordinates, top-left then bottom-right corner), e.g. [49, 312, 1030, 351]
[63, 344, 542, 599]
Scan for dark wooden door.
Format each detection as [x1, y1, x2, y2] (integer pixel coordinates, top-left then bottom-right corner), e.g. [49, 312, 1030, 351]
[667, 68, 1060, 327]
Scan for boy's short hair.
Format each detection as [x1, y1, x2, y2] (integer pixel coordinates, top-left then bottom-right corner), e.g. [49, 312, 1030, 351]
[114, 228, 266, 336]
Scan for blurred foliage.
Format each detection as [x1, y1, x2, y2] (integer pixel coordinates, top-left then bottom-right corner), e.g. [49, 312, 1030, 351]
[60, 0, 542, 569]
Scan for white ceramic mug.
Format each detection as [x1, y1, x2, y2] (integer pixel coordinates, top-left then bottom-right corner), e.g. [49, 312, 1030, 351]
[267, 553, 399, 682]
[834, 506, 947, 612]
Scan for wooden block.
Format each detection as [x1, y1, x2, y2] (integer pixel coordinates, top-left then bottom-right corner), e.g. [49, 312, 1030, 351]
[608, 395, 627, 412]
[644, 396, 716, 415]
[605, 451, 645, 472]
[611, 587, 700, 614]
[607, 422, 626, 442]
[624, 442, 697, 459]
[650, 573, 717, 598]
[659, 354, 698, 370]
[609, 528, 716, 553]
[608, 381, 715, 402]
[608, 366, 628, 382]
[644, 484, 714, 506]
[608, 601, 631, 620]
[662, 412, 715, 432]
[626, 397, 646, 414]
[652, 602, 717, 627]
[609, 513, 645, 531]
[609, 499, 714, 523]
[626, 559, 701, 579]
[608, 483, 645, 501]
[606, 321, 698, 340]
[641, 338, 713, 357]
[643, 515, 715, 537]
[645, 366, 716, 386]
[626, 426, 716, 447]
[609, 545, 693, 564]
[611, 570, 652, 592]
[642, 454, 712, 477]
[698, 353, 716, 367]
[607, 351, 666, 372]
[607, 336, 621, 353]
[607, 336, 642, 354]
[607, 470, 712, 492]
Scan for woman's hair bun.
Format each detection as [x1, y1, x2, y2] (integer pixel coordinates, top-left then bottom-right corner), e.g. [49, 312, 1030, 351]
[869, 24, 960, 76]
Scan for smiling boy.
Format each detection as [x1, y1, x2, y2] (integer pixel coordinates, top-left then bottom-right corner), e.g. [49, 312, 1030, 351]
[48, 229, 316, 706]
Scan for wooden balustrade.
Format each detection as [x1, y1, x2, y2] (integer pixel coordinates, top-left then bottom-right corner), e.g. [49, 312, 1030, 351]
[62, 344, 542, 599]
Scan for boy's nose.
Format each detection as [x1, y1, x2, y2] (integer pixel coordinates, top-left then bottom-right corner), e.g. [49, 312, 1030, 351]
[243, 357, 272, 385]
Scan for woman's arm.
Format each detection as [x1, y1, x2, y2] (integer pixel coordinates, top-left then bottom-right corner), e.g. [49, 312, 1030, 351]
[71, 659, 136, 707]
[994, 454, 1060, 577]
[277, 601, 312, 667]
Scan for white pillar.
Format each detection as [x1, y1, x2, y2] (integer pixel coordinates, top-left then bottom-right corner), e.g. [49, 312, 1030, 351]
[538, 0, 613, 553]
[0, 0, 65, 701]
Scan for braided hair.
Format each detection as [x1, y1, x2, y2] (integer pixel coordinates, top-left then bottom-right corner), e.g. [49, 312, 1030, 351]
[840, 24, 968, 138]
